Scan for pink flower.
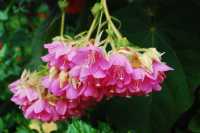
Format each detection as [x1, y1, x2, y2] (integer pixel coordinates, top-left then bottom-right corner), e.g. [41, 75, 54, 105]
[55, 99, 83, 118]
[65, 84, 80, 100]
[24, 99, 61, 122]
[9, 80, 39, 106]
[105, 51, 173, 97]
[144, 61, 173, 93]
[78, 81, 105, 102]
[70, 45, 110, 81]
[41, 41, 76, 70]
[42, 76, 67, 96]
[106, 53, 132, 91]
[118, 61, 173, 96]
[150, 61, 173, 80]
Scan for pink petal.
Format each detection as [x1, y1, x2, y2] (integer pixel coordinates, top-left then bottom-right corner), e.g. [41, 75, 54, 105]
[92, 70, 105, 78]
[34, 100, 45, 113]
[55, 101, 67, 115]
[66, 85, 79, 99]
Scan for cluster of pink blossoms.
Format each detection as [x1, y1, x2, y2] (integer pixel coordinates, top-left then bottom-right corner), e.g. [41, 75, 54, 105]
[9, 40, 172, 122]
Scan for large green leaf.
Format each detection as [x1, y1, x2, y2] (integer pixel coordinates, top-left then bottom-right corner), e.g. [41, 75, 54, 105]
[66, 120, 97, 133]
[164, 29, 200, 89]
[93, 4, 193, 133]
[0, 11, 8, 21]
[189, 113, 200, 133]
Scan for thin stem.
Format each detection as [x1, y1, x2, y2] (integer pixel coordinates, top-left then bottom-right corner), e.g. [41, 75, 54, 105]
[86, 15, 98, 40]
[60, 11, 65, 38]
[101, 0, 122, 39]
[5, 0, 14, 13]
[108, 25, 117, 51]
[95, 11, 103, 44]
[96, 11, 103, 39]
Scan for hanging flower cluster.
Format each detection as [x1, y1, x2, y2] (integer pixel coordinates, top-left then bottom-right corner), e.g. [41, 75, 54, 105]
[9, 0, 173, 122]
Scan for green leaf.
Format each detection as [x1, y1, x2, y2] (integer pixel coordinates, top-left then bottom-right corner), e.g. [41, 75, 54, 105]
[98, 122, 114, 133]
[16, 126, 32, 133]
[92, 4, 193, 133]
[163, 30, 200, 89]
[66, 120, 97, 133]
[0, 11, 8, 21]
[189, 113, 200, 133]
[0, 43, 8, 59]
[0, 22, 5, 37]
[7, 16, 21, 31]
[0, 118, 4, 131]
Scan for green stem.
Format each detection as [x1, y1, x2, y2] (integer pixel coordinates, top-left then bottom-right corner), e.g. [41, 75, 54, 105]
[5, 0, 14, 13]
[101, 0, 122, 39]
[60, 11, 65, 38]
[95, 11, 103, 39]
[108, 25, 117, 51]
[86, 15, 98, 40]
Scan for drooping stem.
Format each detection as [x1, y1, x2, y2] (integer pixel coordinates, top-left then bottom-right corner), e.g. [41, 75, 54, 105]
[95, 11, 103, 40]
[60, 11, 65, 38]
[5, 0, 14, 13]
[101, 0, 122, 39]
[86, 15, 98, 40]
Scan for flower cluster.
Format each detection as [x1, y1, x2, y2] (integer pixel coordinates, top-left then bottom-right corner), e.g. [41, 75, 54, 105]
[9, 70, 86, 122]
[8, 0, 173, 122]
[9, 40, 172, 122]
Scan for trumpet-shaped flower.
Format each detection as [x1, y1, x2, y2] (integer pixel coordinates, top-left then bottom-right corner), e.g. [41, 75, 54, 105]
[70, 45, 110, 81]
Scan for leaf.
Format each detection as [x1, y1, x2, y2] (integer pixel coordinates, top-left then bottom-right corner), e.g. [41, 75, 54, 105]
[0, 22, 5, 37]
[66, 120, 97, 133]
[42, 122, 58, 133]
[0, 11, 8, 21]
[16, 126, 32, 133]
[98, 122, 114, 133]
[163, 29, 200, 88]
[0, 43, 8, 59]
[29, 120, 42, 133]
[92, 4, 193, 133]
[189, 113, 200, 133]
[0, 118, 4, 131]
[7, 15, 21, 31]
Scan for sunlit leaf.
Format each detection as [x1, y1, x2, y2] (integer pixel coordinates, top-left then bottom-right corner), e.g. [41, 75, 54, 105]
[0, 11, 8, 21]
[29, 120, 42, 133]
[42, 122, 58, 133]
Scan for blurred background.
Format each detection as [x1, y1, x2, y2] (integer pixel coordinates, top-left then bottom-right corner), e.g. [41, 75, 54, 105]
[0, 0, 200, 132]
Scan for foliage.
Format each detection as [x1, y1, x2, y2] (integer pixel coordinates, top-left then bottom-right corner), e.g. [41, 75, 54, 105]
[0, 0, 200, 133]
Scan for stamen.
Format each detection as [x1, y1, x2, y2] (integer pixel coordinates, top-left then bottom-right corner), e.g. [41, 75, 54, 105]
[59, 71, 68, 88]
[49, 67, 58, 79]
[87, 51, 96, 65]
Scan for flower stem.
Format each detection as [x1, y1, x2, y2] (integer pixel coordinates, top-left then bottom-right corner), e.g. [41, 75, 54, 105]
[86, 15, 98, 40]
[5, 0, 14, 13]
[96, 11, 103, 39]
[60, 11, 65, 39]
[101, 0, 122, 39]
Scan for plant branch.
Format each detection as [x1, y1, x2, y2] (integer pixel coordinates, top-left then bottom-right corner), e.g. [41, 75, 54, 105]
[101, 0, 122, 39]
[60, 11, 65, 38]
[86, 15, 98, 40]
